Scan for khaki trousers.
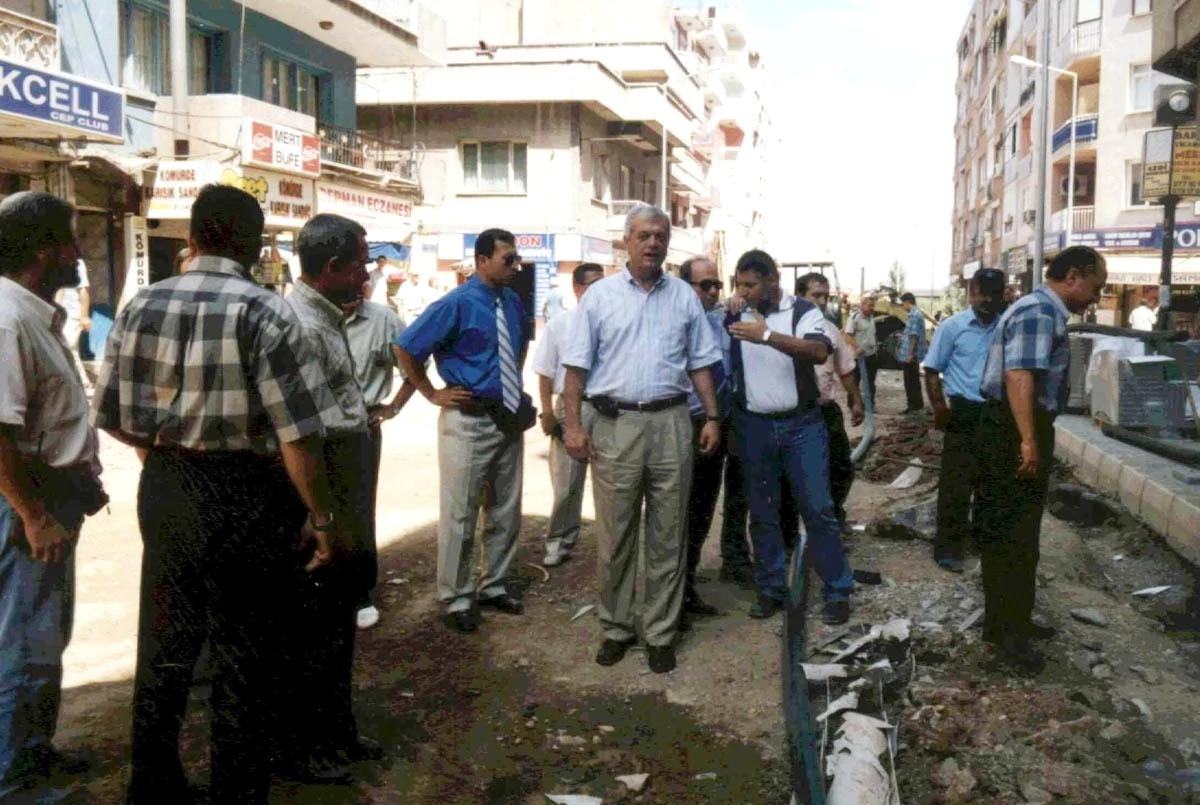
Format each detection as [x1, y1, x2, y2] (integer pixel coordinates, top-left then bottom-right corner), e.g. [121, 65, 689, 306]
[437, 409, 524, 613]
[590, 404, 693, 647]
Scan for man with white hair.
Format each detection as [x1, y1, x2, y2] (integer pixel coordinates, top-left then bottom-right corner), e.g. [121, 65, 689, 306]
[561, 205, 722, 674]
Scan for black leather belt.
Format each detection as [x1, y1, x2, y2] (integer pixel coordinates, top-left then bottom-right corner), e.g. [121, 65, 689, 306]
[590, 394, 687, 415]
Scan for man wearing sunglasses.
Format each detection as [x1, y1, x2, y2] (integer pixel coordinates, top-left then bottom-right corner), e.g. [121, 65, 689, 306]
[396, 230, 533, 634]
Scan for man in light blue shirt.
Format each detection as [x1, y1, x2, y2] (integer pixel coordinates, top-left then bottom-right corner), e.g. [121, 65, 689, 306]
[898, 292, 928, 413]
[561, 205, 722, 675]
[920, 268, 1007, 573]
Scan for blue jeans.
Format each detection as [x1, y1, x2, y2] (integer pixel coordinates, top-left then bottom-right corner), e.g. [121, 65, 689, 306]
[0, 494, 84, 797]
[735, 407, 854, 602]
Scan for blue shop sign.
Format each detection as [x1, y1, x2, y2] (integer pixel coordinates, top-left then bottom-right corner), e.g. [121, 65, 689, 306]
[461, 233, 555, 262]
[0, 58, 124, 142]
[1048, 222, 1200, 253]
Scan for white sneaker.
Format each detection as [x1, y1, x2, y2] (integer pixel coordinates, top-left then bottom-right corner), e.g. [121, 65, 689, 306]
[356, 605, 380, 630]
[543, 545, 567, 567]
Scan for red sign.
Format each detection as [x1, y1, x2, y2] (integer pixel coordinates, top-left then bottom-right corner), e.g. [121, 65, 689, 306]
[242, 119, 321, 178]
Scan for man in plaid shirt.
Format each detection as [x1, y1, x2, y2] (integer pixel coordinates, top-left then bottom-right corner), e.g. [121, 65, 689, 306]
[975, 246, 1106, 674]
[92, 184, 339, 804]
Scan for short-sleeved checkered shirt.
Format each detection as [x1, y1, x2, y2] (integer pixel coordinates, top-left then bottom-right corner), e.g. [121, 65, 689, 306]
[979, 285, 1071, 414]
[91, 256, 333, 453]
[286, 280, 369, 435]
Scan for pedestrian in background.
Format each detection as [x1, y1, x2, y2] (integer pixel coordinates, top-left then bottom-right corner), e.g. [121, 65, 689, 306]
[396, 229, 533, 634]
[727, 250, 854, 625]
[93, 184, 338, 804]
[844, 295, 878, 407]
[921, 268, 1007, 574]
[0, 192, 108, 805]
[678, 255, 732, 620]
[561, 205, 722, 674]
[531, 262, 604, 568]
[797, 272, 864, 529]
[898, 292, 928, 414]
[54, 258, 93, 397]
[976, 246, 1106, 673]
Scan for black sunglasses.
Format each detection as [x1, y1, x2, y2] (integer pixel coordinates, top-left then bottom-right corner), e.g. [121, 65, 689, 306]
[693, 279, 722, 292]
[503, 253, 523, 266]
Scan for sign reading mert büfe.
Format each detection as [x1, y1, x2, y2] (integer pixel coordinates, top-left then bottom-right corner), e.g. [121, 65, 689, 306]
[242, 119, 321, 178]
[0, 57, 124, 142]
[146, 160, 314, 229]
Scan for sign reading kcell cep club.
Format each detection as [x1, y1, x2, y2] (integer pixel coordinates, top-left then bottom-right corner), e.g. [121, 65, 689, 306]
[242, 119, 321, 178]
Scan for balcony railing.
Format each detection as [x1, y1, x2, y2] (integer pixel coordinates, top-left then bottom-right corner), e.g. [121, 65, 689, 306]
[607, 199, 644, 232]
[1019, 79, 1036, 107]
[1052, 114, 1099, 152]
[1069, 19, 1101, 58]
[318, 123, 414, 179]
[1050, 205, 1095, 233]
[0, 6, 58, 70]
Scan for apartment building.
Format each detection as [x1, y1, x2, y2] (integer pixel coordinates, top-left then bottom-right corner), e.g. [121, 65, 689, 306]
[0, 0, 443, 357]
[355, 0, 771, 315]
[953, 0, 1196, 328]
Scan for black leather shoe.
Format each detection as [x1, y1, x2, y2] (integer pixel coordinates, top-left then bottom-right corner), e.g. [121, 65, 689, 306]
[749, 594, 784, 620]
[1030, 621, 1058, 641]
[684, 590, 719, 617]
[36, 748, 92, 777]
[595, 638, 636, 666]
[478, 593, 524, 615]
[343, 736, 384, 762]
[647, 645, 676, 674]
[935, 555, 965, 573]
[276, 755, 353, 785]
[821, 600, 851, 625]
[996, 636, 1045, 675]
[719, 563, 754, 586]
[445, 609, 478, 633]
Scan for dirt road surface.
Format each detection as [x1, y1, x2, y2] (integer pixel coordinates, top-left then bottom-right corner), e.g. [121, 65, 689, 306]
[54, 365, 1200, 803]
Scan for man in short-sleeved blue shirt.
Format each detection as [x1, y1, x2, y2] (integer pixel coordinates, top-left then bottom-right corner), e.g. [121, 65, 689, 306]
[974, 247, 1106, 674]
[898, 292, 928, 413]
[396, 229, 532, 634]
[921, 268, 1006, 573]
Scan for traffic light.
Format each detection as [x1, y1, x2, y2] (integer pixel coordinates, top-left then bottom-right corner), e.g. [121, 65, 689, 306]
[1154, 84, 1198, 128]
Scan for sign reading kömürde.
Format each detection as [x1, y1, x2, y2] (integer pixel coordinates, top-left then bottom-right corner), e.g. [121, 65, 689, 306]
[146, 160, 314, 229]
[0, 57, 124, 142]
[1142, 125, 1200, 200]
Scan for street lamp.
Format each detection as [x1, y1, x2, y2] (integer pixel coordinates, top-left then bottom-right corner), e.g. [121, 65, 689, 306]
[1011, 55, 1080, 249]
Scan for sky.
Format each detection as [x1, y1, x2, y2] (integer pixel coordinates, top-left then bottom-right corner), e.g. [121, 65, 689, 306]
[740, 0, 975, 293]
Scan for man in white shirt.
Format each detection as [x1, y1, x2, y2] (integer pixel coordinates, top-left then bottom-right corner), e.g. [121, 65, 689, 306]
[727, 250, 854, 625]
[366, 255, 391, 308]
[531, 263, 605, 567]
[55, 259, 93, 395]
[1129, 298, 1156, 331]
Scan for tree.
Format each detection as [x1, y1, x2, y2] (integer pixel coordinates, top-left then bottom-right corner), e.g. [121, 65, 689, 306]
[887, 260, 906, 293]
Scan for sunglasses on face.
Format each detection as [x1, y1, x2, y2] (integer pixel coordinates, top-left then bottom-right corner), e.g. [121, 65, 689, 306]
[502, 253, 522, 266]
[693, 279, 722, 292]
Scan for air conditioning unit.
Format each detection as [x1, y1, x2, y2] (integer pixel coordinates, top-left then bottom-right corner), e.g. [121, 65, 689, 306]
[1058, 175, 1090, 199]
[1022, 210, 1037, 224]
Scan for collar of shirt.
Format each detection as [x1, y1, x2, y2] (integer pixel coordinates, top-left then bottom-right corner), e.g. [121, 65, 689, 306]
[188, 254, 253, 280]
[756, 292, 796, 316]
[622, 266, 667, 291]
[0, 275, 65, 332]
[1035, 284, 1070, 321]
[290, 278, 346, 329]
[964, 307, 995, 330]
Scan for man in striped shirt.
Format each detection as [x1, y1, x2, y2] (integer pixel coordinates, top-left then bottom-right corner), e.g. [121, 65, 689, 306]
[93, 184, 339, 804]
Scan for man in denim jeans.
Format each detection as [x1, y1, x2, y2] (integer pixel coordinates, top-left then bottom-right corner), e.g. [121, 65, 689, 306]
[727, 250, 854, 625]
[0, 192, 103, 804]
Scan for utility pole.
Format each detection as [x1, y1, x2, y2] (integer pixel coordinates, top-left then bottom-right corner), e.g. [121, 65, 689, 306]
[170, 0, 190, 158]
[1150, 84, 1199, 331]
[1031, 0, 1051, 289]
[859, 266, 865, 297]
[1159, 129, 1180, 332]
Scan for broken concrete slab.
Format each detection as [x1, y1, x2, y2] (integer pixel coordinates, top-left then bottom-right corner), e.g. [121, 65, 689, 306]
[1070, 608, 1110, 627]
[956, 607, 984, 633]
[615, 773, 649, 793]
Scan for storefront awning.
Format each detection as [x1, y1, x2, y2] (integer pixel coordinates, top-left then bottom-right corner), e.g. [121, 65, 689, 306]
[73, 148, 155, 185]
[368, 242, 411, 261]
[1103, 254, 1200, 286]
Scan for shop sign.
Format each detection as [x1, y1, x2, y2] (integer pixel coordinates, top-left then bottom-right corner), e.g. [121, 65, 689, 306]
[0, 57, 124, 142]
[1043, 223, 1200, 254]
[459, 233, 555, 262]
[118, 215, 148, 312]
[316, 181, 414, 224]
[1143, 126, 1200, 200]
[242, 119, 321, 178]
[147, 161, 314, 229]
[582, 235, 614, 265]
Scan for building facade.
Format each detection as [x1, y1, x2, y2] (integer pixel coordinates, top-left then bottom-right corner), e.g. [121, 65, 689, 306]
[355, 0, 771, 315]
[953, 0, 1196, 329]
[1, 0, 443, 357]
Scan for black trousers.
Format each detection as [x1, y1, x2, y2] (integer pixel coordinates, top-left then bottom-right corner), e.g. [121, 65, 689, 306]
[934, 397, 986, 562]
[862, 353, 879, 408]
[360, 424, 384, 605]
[820, 401, 854, 525]
[974, 403, 1056, 642]
[129, 449, 301, 805]
[277, 431, 374, 764]
[902, 360, 924, 411]
[685, 419, 726, 589]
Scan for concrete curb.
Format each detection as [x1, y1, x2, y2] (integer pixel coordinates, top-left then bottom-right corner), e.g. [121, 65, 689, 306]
[1054, 415, 1200, 568]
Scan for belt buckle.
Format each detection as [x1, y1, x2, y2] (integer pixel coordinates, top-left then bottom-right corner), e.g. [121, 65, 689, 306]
[635, 401, 649, 411]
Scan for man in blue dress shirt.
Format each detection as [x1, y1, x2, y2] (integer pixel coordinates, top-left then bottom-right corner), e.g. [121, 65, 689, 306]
[921, 268, 1007, 574]
[395, 229, 533, 634]
[561, 205, 722, 674]
[898, 292, 928, 414]
[976, 246, 1106, 672]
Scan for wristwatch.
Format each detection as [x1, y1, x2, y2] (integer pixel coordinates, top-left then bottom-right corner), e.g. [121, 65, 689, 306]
[761, 328, 773, 343]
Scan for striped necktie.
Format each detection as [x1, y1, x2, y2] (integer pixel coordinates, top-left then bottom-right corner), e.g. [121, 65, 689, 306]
[496, 297, 520, 413]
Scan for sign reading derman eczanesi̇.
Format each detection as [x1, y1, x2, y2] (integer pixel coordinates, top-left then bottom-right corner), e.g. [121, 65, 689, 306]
[0, 57, 124, 142]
